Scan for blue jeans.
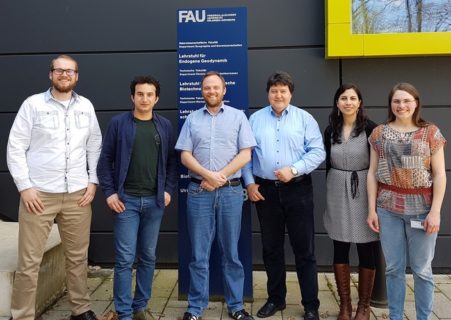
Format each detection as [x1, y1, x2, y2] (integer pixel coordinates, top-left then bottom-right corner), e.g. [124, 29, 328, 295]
[377, 208, 437, 320]
[186, 182, 245, 316]
[113, 194, 164, 320]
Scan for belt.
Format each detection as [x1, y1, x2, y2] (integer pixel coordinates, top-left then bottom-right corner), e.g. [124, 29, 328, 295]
[255, 175, 308, 187]
[330, 167, 368, 199]
[378, 182, 432, 195]
[190, 177, 242, 187]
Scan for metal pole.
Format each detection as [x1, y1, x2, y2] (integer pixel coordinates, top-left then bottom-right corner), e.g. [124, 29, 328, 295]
[370, 241, 387, 307]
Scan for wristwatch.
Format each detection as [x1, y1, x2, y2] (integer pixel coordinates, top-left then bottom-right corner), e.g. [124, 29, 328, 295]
[290, 166, 298, 176]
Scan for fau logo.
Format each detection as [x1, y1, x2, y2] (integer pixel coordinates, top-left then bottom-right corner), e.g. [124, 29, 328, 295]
[178, 10, 206, 23]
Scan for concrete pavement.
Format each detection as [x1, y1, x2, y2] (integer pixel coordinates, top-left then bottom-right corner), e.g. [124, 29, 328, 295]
[4, 269, 451, 320]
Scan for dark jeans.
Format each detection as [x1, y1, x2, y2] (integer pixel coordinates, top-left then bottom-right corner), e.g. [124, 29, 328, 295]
[255, 175, 320, 311]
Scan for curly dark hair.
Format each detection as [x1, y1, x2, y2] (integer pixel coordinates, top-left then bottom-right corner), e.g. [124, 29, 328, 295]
[130, 75, 160, 97]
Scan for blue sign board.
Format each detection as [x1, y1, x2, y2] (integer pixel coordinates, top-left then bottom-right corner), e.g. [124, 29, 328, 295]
[177, 7, 252, 300]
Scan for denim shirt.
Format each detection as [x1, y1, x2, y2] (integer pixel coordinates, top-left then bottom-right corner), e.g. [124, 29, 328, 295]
[97, 111, 178, 208]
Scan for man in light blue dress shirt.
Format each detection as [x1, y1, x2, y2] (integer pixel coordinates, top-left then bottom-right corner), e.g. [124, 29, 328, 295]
[175, 71, 256, 320]
[242, 71, 325, 319]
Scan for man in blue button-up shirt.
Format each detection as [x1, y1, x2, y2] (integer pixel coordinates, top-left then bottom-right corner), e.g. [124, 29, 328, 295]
[242, 71, 325, 320]
[176, 71, 256, 320]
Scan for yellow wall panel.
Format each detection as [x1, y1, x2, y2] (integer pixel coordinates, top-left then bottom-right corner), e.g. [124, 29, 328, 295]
[326, 0, 351, 24]
[326, 0, 451, 58]
[364, 33, 451, 57]
[327, 23, 364, 58]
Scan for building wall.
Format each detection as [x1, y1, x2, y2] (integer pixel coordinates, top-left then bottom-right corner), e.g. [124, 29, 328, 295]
[1, 0, 450, 269]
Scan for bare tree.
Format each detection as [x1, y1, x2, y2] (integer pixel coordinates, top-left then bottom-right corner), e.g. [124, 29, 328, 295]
[406, 0, 413, 32]
[352, 0, 449, 34]
[416, 0, 423, 32]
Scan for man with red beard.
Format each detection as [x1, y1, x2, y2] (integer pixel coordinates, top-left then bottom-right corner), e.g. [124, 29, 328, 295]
[7, 55, 102, 320]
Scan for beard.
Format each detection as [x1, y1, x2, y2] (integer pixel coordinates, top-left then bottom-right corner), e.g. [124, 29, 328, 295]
[52, 78, 77, 93]
[204, 96, 223, 109]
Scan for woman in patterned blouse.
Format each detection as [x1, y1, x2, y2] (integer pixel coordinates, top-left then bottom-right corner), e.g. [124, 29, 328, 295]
[367, 83, 446, 320]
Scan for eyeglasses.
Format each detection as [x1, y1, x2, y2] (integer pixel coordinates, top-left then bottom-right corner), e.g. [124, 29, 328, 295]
[392, 99, 416, 105]
[52, 68, 78, 76]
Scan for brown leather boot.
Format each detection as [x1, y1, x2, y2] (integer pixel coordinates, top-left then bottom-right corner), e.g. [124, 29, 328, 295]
[354, 267, 376, 320]
[334, 264, 352, 320]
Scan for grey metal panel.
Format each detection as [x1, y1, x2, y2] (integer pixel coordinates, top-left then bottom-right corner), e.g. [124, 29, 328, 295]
[252, 234, 451, 269]
[0, 170, 183, 231]
[252, 234, 350, 267]
[0, 1, 323, 54]
[0, 49, 339, 112]
[0, 173, 20, 221]
[0, 0, 175, 54]
[0, 56, 51, 112]
[433, 238, 451, 269]
[90, 232, 333, 266]
[0, 54, 179, 112]
[246, 0, 325, 48]
[75, 54, 179, 112]
[248, 49, 340, 108]
[0, 114, 16, 171]
[342, 56, 451, 107]
[89, 233, 178, 265]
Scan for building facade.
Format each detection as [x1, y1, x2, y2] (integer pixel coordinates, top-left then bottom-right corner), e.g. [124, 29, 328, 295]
[0, 0, 450, 270]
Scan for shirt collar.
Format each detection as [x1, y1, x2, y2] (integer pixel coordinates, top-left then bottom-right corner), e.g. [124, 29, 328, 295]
[202, 103, 225, 115]
[45, 88, 80, 104]
[269, 104, 291, 117]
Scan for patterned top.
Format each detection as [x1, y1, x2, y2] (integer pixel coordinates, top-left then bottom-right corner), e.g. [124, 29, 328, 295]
[368, 124, 446, 215]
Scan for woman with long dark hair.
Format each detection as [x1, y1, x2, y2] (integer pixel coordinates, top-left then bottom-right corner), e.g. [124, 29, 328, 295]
[324, 83, 379, 320]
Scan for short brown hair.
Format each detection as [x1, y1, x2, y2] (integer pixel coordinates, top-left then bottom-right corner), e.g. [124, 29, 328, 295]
[50, 54, 78, 71]
[266, 71, 295, 93]
[201, 71, 226, 88]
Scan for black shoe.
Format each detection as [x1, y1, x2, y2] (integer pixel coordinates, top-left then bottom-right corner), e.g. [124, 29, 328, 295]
[182, 312, 200, 320]
[229, 309, 254, 320]
[257, 301, 286, 318]
[304, 309, 319, 320]
[70, 310, 97, 320]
